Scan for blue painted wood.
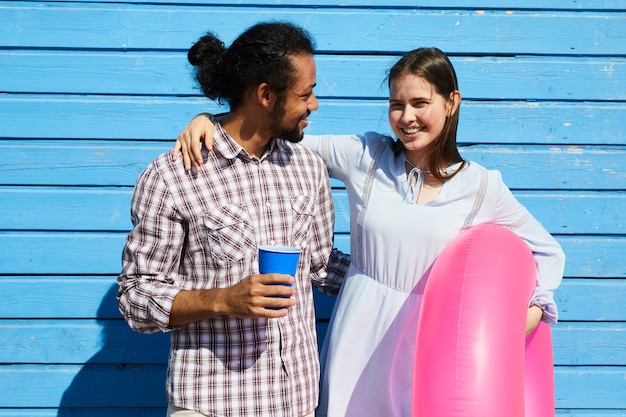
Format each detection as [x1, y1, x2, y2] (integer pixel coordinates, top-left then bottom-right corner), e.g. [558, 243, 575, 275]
[1, 0, 624, 414]
[554, 367, 626, 408]
[0, 409, 166, 417]
[0, 276, 618, 322]
[316, 279, 626, 322]
[2, 409, 624, 417]
[0, 232, 130, 274]
[7, 411, 625, 417]
[2, 141, 624, 189]
[2, 3, 624, 55]
[0, 233, 623, 277]
[552, 323, 626, 365]
[0, 187, 135, 231]
[0, 363, 622, 408]
[2, 97, 624, 144]
[0, 364, 168, 407]
[1, 278, 623, 322]
[0, 278, 120, 318]
[3, 52, 625, 101]
[554, 279, 626, 321]
[0, 319, 170, 364]
[2, 187, 624, 235]
[27, 0, 626, 9]
[2, 319, 624, 366]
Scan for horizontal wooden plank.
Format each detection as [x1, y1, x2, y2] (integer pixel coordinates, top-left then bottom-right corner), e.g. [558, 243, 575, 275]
[558, 413, 626, 417]
[2, 410, 624, 417]
[324, 55, 626, 100]
[0, 186, 348, 235]
[0, 409, 166, 417]
[0, 231, 350, 275]
[555, 367, 626, 408]
[553, 279, 626, 322]
[316, 278, 626, 322]
[2, 141, 624, 189]
[22, 0, 626, 10]
[460, 145, 626, 190]
[0, 364, 167, 407]
[3, 52, 625, 101]
[0, 187, 135, 232]
[0, 277, 119, 319]
[0, 233, 623, 277]
[0, 95, 223, 140]
[0, 363, 622, 408]
[552, 323, 626, 365]
[2, 187, 623, 235]
[2, 3, 624, 55]
[0, 232, 128, 275]
[0, 319, 169, 365]
[1, 96, 624, 145]
[2, 319, 623, 366]
[0, 140, 167, 187]
[0, 274, 623, 321]
[557, 238, 626, 278]
[513, 191, 626, 235]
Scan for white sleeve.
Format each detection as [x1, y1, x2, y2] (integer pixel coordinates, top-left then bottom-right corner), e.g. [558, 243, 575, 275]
[491, 169, 566, 324]
[301, 134, 370, 181]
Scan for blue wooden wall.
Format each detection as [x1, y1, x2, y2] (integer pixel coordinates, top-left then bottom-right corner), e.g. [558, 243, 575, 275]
[1, 1, 625, 415]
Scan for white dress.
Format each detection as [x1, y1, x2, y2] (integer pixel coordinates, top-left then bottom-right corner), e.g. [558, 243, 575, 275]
[301, 132, 565, 417]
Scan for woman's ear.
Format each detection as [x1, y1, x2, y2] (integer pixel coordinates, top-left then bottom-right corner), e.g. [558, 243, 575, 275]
[447, 90, 462, 117]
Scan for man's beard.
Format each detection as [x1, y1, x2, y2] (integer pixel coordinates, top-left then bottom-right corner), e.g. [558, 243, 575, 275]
[275, 125, 304, 143]
[269, 94, 305, 143]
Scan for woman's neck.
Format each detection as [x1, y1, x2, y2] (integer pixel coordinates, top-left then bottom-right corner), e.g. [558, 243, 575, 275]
[403, 152, 429, 171]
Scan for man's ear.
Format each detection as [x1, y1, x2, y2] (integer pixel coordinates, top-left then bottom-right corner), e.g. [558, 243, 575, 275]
[256, 83, 273, 108]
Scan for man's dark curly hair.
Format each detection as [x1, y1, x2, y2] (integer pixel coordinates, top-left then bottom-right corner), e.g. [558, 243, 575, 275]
[188, 21, 316, 110]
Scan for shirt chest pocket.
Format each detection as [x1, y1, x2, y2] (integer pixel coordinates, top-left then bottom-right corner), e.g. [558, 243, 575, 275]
[290, 194, 314, 249]
[203, 203, 256, 264]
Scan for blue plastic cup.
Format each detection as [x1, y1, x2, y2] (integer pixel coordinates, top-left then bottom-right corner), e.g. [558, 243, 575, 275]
[258, 245, 301, 276]
[258, 245, 301, 309]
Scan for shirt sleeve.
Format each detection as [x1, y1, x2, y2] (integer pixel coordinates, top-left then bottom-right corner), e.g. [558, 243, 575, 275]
[117, 166, 185, 333]
[313, 249, 352, 296]
[304, 154, 351, 295]
[491, 170, 566, 324]
[301, 134, 369, 181]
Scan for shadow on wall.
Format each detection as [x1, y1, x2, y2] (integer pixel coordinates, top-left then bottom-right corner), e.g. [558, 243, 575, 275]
[58, 284, 170, 416]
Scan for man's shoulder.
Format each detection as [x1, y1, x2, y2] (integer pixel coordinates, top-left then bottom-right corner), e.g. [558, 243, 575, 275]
[284, 140, 325, 165]
[145, 150, 184, 175]
[137, 150, 196, 191]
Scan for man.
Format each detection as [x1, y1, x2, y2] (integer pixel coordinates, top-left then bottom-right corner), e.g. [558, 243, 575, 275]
[117, 22, 347, 417]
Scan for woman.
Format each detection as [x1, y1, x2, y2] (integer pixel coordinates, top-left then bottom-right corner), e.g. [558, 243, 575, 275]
[172, 47, 565, 417]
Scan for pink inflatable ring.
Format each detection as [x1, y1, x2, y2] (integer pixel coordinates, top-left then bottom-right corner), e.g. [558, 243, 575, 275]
[412, 223, 555, 417]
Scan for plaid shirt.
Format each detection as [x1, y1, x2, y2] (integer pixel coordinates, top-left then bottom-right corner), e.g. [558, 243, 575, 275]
[118, 123, 348, 417]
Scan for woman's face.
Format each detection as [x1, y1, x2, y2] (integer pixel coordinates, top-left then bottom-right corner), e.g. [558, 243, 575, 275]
[388, 74, 458, 159]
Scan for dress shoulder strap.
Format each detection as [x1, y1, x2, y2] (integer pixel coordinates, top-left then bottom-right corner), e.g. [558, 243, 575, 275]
[461, 166, 488, 229]
[355, 137, 389, 271]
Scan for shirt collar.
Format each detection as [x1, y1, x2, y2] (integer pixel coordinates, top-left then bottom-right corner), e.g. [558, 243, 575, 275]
[214, 123, 245, 160]
[214, 122, 293, 162]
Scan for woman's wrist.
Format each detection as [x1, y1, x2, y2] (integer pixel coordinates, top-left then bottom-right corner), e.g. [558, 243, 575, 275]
[531, 303, 545, 320]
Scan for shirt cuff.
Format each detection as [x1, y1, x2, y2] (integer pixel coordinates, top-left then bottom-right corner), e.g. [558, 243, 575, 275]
[529, 287, 558, 325]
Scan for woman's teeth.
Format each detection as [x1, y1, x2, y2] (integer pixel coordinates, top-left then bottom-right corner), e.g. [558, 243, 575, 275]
[403, 127, 421, 134]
